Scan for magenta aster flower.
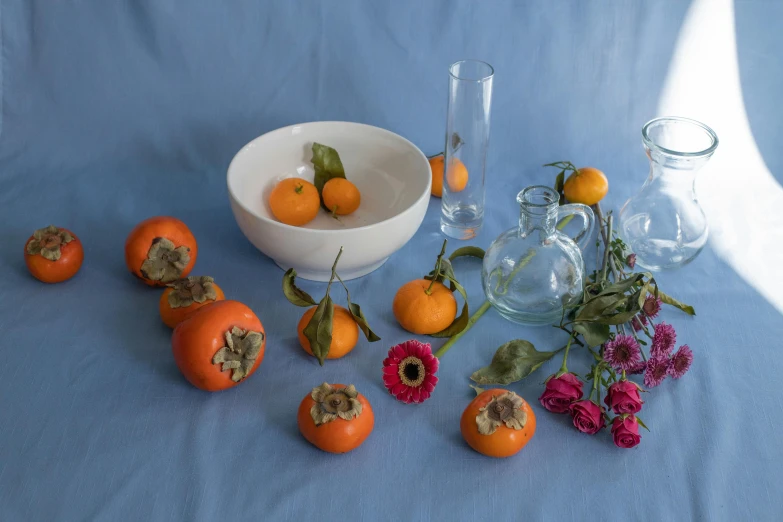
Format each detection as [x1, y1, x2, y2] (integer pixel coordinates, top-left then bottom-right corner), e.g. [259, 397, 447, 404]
[669, 345, 693, 379]
[651, 322, 676, 358]
[628, 359, 646, 374]
[382, 340, 439, 404]
[642, 295, 662, 319]
[643, 356, 670, 388]
[626, 254, 636, 269]
[603, 335, 642, 371]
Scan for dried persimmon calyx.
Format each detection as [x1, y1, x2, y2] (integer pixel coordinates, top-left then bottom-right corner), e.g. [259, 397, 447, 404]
[212, 327, 264, 382]
[309, 383, 362, 426]
[475, 391, 528, 435]
[26, 225, 74, 261]
[167, 276, 217, 308]
[140, 237, 190, 283]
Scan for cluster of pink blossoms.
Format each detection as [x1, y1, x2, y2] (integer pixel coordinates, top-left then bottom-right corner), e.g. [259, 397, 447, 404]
[538, 296, 693, 449]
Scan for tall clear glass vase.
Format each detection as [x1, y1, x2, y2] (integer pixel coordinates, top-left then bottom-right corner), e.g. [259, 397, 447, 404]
[440, 60, 494, 240]
[619, 117, 719, 271]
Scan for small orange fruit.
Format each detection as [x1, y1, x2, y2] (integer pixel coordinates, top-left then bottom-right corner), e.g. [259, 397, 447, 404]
[461, 389, 536, 458]
[322, 178, 361, 216]
[125, 216, 198, 287]
[159, 276, 226, 328]
[297, 305, 359, 359]
[298, 382, 374, 454]
[563, 167, 608, 206]
[429, 155, 469, 198]
[392, 279, 458, 335]
[269, 178, 320, 226]
[24, 225, 84, 283]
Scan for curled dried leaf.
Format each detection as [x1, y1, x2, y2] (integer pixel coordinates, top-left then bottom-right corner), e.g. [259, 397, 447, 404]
[282, 268, 317, 307]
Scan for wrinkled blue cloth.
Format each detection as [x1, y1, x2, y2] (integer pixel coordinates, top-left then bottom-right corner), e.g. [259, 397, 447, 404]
[1, 1, 782, 521]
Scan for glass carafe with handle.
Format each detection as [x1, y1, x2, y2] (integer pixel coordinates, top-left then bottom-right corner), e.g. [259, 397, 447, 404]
[482, 186, 595, 326]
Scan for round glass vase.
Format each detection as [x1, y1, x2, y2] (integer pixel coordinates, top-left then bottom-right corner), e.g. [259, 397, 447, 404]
[482, 186, 595, 326]
[618, 117, 719, 271]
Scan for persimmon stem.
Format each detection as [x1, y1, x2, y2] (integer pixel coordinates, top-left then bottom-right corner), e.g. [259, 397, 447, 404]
[425, 239, 448, 295]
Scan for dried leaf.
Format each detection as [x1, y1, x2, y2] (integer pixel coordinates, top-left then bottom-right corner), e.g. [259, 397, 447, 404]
[282, 268, 317, 307]
[347, 302, 381, 342]
[576, 295, 623, 322]
[470, 340, 559, 385]
[596, 273, 649, 297]
[303, 295, 335, 366]
[658, 290, 696, 316]
[572, 322, 611, 347]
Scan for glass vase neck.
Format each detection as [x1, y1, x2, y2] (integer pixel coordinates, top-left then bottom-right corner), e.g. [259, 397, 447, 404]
[517, 186, 558, 240]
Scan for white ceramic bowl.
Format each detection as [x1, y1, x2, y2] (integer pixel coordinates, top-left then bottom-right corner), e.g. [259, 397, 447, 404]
[227, 122, 432, 281]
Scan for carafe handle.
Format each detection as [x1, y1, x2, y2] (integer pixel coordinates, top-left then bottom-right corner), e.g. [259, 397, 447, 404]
[557, 204, 595, 250]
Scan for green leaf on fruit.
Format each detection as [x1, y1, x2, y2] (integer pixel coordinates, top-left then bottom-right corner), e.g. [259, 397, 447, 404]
[469, 384, 485, 396]
[303, 294, 335, 366]
[470, 340, 559, 385]
[449, 246, 486, 261]
[311, 142, 346, 206]
[430, 275, 469, 338]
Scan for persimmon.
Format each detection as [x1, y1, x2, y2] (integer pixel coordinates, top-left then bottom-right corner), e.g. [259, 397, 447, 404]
[322, 178, 361, 216]
[159, 276, 226, 328]
[297, 305, 359, 359]
[392, 279, 458, 335]
[298, 383, 374, 454]
[461, 389, 536, 458]
[24, 225, 84, 283]
[172, 300, 265, 392]
[125, 216, 197, 287]
[429, 155, 469, 198]
[563, 167, 608, 206]
[269, 178, 320, 226]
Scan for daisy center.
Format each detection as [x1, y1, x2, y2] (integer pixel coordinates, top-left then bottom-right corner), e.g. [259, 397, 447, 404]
[398, 356, 425, 387]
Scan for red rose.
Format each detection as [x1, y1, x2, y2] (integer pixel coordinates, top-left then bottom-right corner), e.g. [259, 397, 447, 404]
[604, 380, 644, 414]
[538, 373, 583, 413]
[569, 400, 606, 435]
[611, 415, 641, 448]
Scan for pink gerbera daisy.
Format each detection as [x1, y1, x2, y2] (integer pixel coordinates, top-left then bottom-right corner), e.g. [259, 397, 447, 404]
[643, 357, 670, 388]
[603, 335, 642, 372]
[382, 340, 439, 404]
[669, 345, 693, 379]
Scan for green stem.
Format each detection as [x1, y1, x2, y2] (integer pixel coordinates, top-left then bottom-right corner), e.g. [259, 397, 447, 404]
[591, 366, 601, 401]
[326, 247, 344, 293]
[425, 239, 448, 295]
[497, 248, 536, 294]
[434, 301, 491, 358]
[559, 333, 576, 373]
[600, 214, 613, 283]
[556, 214, 575, 230]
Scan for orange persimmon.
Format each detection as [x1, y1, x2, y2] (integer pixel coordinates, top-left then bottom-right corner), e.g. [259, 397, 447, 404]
[297, 383, 374, 454]
[460, 388, 536, 458]
[159, 276, 226, 328]
[24, 225, 84, 283]
[125, 216, 197, 286]
[172, 300, 265, 392]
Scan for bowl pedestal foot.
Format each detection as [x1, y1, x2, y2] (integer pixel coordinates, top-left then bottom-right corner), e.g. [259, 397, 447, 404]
[274, 257, 389, 282]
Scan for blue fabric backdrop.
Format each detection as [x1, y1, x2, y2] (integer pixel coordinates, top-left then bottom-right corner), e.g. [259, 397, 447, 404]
[1, 1, 782, 520]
